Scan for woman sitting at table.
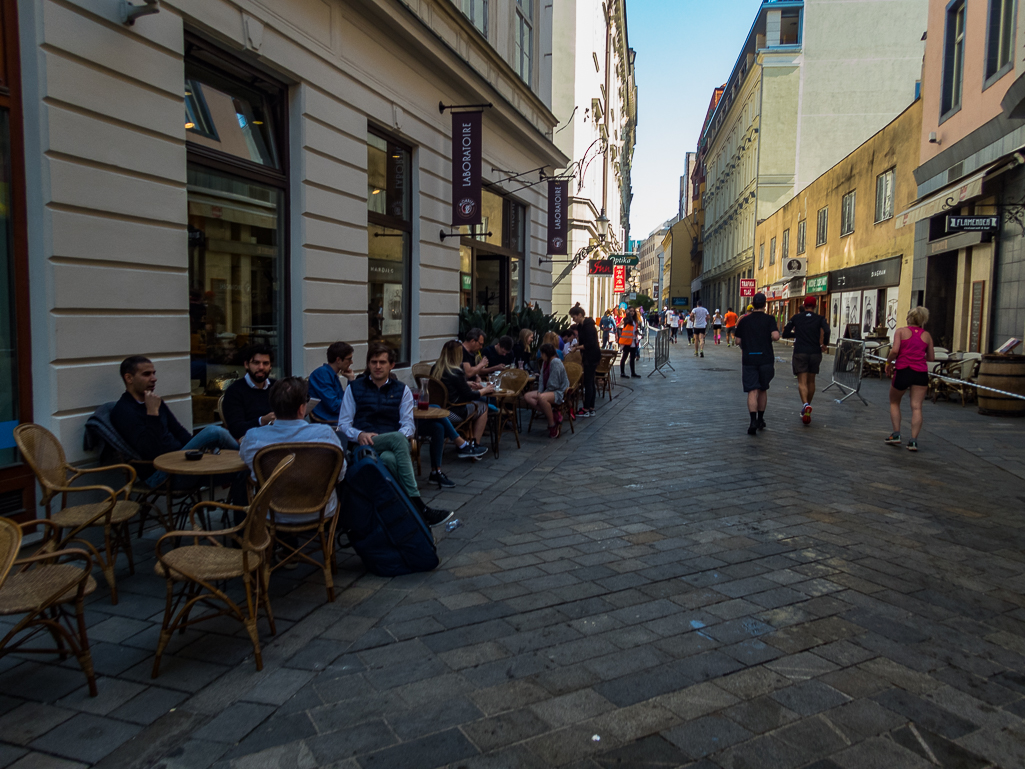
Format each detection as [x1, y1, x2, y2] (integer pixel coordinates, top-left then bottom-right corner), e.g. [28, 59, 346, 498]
[430, 340, 495, 461]
[537, 331, 564, 361]
[524, 343, 569, 439]
[513, 328, 535, 370]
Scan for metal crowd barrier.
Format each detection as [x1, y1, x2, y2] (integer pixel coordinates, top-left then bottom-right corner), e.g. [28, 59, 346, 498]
[822, 338, 868, 405]
[648, 328, 675, 378]
[862, 351, 1025, 401]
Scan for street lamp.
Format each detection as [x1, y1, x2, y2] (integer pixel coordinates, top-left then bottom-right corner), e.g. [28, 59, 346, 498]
[596, 209, 609, 242]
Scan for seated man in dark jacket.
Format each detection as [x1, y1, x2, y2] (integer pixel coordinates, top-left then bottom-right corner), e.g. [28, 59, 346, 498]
[481, 336, 514, 374]
[221, 345, 276, 440]
[110, 355, 238, 487]
[337, 343, 453, 527]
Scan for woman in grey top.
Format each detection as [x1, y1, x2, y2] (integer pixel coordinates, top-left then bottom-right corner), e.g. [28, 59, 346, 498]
[523, 343, 569, 438]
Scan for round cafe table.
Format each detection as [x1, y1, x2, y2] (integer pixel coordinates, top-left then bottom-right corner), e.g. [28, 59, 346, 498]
[152, 450, 247, 530]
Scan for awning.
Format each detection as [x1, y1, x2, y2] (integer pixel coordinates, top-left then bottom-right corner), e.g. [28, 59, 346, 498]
[691, 277, 702, 292]
[894, 164, 995, 229]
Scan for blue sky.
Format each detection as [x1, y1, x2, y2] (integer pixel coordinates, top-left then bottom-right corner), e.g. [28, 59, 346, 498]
[625, 0, 763, 239]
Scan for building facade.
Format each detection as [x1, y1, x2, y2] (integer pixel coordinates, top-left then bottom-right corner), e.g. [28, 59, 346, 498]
[899, 0, 1025, 352]
[699, 0, 928, 318]
[1, 0, 569, 515]
[550, 0, 636, 317]
[661, 214, 700, 313]
[754, 100, 922, 344]
[637, 220, 671, 303]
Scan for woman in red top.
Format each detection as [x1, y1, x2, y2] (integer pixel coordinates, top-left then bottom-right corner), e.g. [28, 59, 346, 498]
[883, 306, 934, 452]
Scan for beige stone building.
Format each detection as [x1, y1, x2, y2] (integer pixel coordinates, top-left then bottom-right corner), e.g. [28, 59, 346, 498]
[699, 0, 928, 317]
[3, 0, 568, 498]
[754, 99, 922, 344]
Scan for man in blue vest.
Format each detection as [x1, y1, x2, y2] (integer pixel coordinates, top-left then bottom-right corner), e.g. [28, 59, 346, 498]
[338, 343, 453, 527]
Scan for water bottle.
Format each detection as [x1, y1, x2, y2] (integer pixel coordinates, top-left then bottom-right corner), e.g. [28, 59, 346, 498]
[445, 519, 462, 533]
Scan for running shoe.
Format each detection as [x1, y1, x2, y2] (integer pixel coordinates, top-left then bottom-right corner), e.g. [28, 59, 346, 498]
[801, 404, 812, 425]
[588, 409, 596, 417]
[700, 351, 705, 358]
[548, 424, 560, 438]
[424, 508, 455, 528]
[631, 373, 642, 378]
[884, 432, 901, 445]
[578, 410, 592, 418]
[457, 443, 478, 459]
[428, 470, 456, 489]
[907, 440, 918, 452]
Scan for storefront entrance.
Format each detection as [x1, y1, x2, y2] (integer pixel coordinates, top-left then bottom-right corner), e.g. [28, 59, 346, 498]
[459, 189, 526, 316]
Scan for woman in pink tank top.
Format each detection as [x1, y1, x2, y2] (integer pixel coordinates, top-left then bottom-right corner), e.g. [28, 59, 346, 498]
[883, 307, 935, 451]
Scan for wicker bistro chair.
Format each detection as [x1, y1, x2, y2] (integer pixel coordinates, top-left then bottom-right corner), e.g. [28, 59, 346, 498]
[14, 424, 139, 605]
[253, 443, 346, 601]
[411, 362, 434, 391]
[563, 350, 582, 367]
[489, 368, 529, 456]
[0, 518, 98, 696]
[427, 378, 475, 441]
[942, 356, 982, 406]
[152, 454, 294, 677]
[594, 353, 614, 401]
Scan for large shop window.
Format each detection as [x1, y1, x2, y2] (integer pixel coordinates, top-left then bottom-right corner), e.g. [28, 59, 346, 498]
[184, 41, 288, 426]
[367, 130, 412, 364]
[0, 111, 18, 470]
[460, 188, 526, 316]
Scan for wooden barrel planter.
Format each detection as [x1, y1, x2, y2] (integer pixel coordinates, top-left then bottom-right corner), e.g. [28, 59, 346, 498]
[977, 354, 1025, 417]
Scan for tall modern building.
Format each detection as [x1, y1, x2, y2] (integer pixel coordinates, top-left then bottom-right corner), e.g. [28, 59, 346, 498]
[550, 0, 637, 316]
[699, 0, 928, 315]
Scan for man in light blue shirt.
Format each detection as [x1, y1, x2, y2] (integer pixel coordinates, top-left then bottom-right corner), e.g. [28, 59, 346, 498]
[240, 377, 345, 521]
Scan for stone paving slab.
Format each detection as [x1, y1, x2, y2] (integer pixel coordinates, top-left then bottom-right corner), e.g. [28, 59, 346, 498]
[2, 340, 1025, 768]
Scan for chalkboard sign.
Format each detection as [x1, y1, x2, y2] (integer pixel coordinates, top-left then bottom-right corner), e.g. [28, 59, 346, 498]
[969, 280, 984, 352]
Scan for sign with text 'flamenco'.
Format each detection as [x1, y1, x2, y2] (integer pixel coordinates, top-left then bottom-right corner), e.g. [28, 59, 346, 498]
[451, 111, 482, 227]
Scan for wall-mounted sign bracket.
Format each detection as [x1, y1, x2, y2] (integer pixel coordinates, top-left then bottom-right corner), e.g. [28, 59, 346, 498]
[439, 102, 493, 113]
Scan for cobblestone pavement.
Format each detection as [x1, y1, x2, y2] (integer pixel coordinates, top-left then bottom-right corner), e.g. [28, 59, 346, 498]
[4, 339, 1025, 769]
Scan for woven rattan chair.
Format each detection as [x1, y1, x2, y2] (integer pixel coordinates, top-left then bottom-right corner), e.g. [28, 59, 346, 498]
[489, 368, 528, 456]
[411, 362, 434, 391]
[427, 378, 475, 440]
[594, 353, 614, 400]
[563, 350, 582, 367]
[560, 362, 584, 434]
[253, 443, 345, 601]
[14, 424, 139, 604]
[152, 454, 293, 677]
[0, 518, 98, 696]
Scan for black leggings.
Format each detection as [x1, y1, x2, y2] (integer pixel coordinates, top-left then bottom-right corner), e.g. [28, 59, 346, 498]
[583, 361, 598, 409]
[619, 346, 638, 376]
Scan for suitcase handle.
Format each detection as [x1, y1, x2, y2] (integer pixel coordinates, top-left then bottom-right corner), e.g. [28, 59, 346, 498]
[354, 445, 378, 462]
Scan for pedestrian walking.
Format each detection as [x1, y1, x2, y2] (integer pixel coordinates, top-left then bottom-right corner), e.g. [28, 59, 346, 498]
[685, 311, 694, 345]
[666, 308, 678, 343]
[711, 309, 724, 345]
[724, 308, 739, 347]
[570, 305, 600, 418]
[883, 306, 934, 452]
[618, 308, 641, 378]
[600, 310, 616, 349]
[782, 296, 830, 424]
[690, 301, 710, 357]
[734, 292, 780, 435]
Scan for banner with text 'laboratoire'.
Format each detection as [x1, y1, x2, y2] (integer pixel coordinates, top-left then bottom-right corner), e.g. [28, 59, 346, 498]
[451, 111, 482, 227]
[547, 179, 568, 255]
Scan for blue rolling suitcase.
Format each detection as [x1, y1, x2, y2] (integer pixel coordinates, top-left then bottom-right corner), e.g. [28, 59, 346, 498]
[339, 446, 439, 576]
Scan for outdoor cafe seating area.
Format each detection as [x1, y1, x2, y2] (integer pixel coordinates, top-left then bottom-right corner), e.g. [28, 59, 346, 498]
[0, 350, 624, 698]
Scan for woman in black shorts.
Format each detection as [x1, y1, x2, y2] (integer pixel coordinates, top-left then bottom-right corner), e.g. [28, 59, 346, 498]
[883, 307, 934, 452]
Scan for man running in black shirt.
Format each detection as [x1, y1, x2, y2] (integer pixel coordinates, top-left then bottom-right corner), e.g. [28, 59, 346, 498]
[734, 292, 780, 435]
[783, 296, 830, 424]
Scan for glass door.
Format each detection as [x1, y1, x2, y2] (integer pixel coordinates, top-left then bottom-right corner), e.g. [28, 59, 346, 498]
[475, 253, 508, 316]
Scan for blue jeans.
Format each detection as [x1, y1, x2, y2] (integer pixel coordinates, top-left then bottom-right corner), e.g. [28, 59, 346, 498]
[425, 405, 461, 469]
[146, 425, 239, 489]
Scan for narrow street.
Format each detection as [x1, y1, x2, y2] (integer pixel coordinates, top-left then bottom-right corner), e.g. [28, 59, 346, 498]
[4, 342, 1025, 769]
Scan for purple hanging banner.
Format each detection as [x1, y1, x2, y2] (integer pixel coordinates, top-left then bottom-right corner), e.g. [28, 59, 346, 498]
[451, 111, 482, 227]
[547, 179, 568, 255]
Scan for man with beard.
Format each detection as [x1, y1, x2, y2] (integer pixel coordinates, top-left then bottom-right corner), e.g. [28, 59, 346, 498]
[222, 345, 277, 440]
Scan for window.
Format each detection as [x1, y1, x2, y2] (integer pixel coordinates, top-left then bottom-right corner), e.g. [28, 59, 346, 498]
[841, 191, 856, 236]
[816, 207, 828, 246]
[367, 129, 413, 364]
[780, 9, 801, 45]
[461, 0, 488, 38]
[0, 111, 19, 470]
[781, 229, 790, 261]
[986, 0, 1015, 81]
[942, 1, 966, 116]
[515, 0, 533, 83]
[797, 219, 806, 254]
[185, 41, 288, 427]
[875, 169, 895, 222]
[769, 237, 776, 265]
[759, 243, 765, 269]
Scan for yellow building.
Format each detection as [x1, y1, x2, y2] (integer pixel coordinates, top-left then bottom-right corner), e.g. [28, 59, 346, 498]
[754, 99, 922, 344]
[662, 214, 700, 313]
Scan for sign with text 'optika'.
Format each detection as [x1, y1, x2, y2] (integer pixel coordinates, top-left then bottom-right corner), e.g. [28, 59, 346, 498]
[451, 111, 482, 227]
[547, 179, 568, 255]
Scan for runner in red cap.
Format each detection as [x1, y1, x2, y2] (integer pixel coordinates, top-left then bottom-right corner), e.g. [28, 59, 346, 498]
[782, 295, 830, 424]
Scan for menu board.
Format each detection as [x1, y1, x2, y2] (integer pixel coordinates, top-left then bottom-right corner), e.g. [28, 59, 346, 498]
[969, 281, 984, 353]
